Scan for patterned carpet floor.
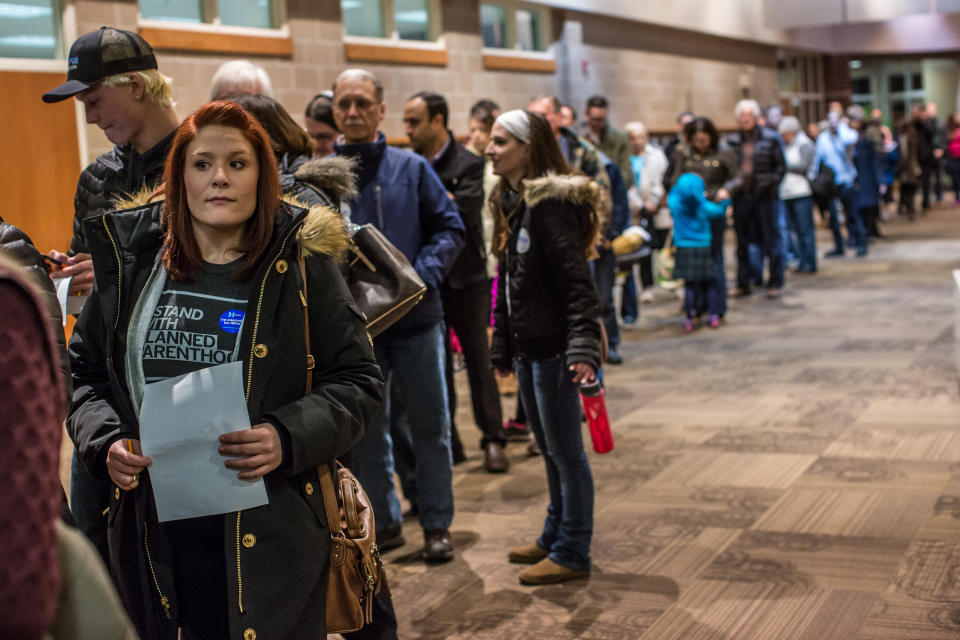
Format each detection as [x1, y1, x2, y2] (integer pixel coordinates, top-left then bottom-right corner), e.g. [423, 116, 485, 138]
[378, 207, 960, 640]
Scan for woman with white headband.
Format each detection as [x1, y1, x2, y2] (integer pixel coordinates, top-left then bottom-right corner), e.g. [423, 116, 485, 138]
[487, 109, 604, 585]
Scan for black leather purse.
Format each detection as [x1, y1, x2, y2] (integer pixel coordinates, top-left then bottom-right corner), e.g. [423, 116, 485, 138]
[344, 222, 427, 338]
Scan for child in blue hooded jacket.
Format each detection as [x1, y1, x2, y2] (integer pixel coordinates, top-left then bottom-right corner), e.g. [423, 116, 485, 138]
[668, 173, 731, 331]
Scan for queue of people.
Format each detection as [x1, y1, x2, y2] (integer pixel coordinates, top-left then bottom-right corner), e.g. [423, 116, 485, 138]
[7, 23, 960, 640]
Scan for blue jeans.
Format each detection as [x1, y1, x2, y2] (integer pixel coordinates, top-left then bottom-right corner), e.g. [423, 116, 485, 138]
[828, 186, 867, 253]
[620, 271, 638, 322]
[351, 323, 454, 533]
[710, 217, 728, 317]
[779, 200, 798, 266]
[783, 196, 817, 272]
[70, 452, 110, 563]
[590, 247, 619, 350]
[515, 356, 594, 572]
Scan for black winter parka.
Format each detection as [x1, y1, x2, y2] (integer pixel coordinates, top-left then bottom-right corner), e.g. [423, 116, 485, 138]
[490, 174, 603, 372]
[66, 199, 383, 640]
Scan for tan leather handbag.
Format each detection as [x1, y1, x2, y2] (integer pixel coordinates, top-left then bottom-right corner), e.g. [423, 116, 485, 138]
[298, 254, 386, 634]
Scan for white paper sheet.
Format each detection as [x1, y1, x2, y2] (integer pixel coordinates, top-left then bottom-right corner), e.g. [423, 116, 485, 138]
[55, 276, 71, 326]
[139, 360, 269, 522]
[54, 277, 88, 322]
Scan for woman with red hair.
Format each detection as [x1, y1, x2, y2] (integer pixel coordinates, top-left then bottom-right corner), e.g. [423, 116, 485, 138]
[66, 101, 383, 639]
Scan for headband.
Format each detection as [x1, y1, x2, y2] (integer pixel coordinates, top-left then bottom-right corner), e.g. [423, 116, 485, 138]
[496, 109, 531, 143]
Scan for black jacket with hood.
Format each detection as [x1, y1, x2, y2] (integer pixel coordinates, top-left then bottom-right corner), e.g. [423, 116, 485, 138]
[490, 174, 603, 372]
[66, 197, 383, 640]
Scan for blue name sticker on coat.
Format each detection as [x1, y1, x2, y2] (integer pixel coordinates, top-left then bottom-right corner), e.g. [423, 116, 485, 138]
[516, 228, 531, 254]
[219, 310, 245, 334]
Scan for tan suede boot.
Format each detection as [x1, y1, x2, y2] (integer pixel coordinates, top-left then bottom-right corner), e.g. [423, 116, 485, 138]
[508, 542, 549, 564]
[518, 558, 590, 585]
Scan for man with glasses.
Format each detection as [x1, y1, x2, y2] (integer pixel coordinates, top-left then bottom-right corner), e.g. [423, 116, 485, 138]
[332, 69, 465, 563]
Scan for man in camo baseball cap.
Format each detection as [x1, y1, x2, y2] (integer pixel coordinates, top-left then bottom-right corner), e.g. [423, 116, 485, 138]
[42, 26, 157, 103]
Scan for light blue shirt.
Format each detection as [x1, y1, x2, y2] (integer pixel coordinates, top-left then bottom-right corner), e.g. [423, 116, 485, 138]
[813, 121, 859, 187]
[630, 154, 645, 190]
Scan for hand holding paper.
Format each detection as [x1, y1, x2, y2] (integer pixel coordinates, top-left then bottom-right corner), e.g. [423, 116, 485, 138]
[139, 361, 269, 522]
[219, 423, 283, 480]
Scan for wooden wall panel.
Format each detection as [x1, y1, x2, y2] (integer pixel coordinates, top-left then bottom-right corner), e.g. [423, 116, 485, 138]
[0, 71, 79, 256]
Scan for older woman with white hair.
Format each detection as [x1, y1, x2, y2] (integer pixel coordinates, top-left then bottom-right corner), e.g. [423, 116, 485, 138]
[778, 116, 818, 273]
[209, 59, 274, 100]
[623, 120, 670, 314]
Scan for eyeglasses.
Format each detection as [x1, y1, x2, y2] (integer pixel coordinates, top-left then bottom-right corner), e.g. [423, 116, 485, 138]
[334, 97, 380, 112]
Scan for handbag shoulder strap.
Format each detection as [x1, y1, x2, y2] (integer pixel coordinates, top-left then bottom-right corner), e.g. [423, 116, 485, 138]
[297, 253, 342, 536]
[298, 252, 315, 394]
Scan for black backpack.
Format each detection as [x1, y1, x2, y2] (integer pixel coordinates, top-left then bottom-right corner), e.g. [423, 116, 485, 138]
[810, 160, 837, 206]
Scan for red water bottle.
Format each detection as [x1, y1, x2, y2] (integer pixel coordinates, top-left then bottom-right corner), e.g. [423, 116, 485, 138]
[579, 380, 614, 453]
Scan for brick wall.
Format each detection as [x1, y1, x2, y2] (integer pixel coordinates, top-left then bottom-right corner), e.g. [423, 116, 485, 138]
[73, 0, 786, 164]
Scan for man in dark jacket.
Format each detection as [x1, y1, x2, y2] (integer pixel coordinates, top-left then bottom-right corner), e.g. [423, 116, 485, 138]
[584, 94, 633, 188]
[41, 25, 179, 564]
[403, 91, 507, 474]
[725, 99, 787, 298]
[43, 27, 179, 292]
[333, 69, 465, 562]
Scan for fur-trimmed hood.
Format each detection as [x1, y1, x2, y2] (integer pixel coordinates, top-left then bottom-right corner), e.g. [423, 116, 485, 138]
[520, 172, 610, 255]
[523, 172, 609, 212]
[290, 155, 359, 204]
[112, 189, 349, 262]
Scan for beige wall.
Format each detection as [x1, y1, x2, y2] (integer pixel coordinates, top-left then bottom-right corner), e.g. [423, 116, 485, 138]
[72, 0, 783, 165]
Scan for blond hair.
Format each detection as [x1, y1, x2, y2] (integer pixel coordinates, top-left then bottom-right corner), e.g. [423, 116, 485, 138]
[103, 69, 174, 107]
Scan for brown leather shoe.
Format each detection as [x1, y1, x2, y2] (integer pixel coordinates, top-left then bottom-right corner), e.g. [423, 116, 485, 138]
[518, 558, 589, 585]
[508, 542, 548, 564]
[484, 441, 509, 473]
[422, 528, 454, 563]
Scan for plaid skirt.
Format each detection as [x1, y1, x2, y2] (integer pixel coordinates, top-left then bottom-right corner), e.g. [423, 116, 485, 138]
[673, 246, 715, 283]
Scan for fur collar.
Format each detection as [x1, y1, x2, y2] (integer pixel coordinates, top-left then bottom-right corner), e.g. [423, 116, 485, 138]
[523, 172, 611, 220]
[292, 155, 359, 204]
[111, 190, 348, 262]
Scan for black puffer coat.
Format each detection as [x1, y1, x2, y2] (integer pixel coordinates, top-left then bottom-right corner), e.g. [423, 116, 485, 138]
[724, 126, 786, 199]
[491, 174, 603, 372]
[70, 133, 174, 254]
[0, 218, 71, 402]
[66, 199, 383, 640]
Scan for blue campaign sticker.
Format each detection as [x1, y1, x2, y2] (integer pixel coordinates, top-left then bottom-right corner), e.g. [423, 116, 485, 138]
[516, 228, 531, 254]
[219, 310, 245, 334]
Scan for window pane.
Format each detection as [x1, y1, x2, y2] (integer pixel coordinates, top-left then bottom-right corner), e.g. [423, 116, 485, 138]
[342, 0, 384, 38]
[481, 4, 507, 48]
[912, 73, 923, 90]
[139, 0, 203, 23]
[0, 0, 59, 58]
[516, 9, 541, 51]
[395, 0, 430, 40]
[851, 76, 870, 95]
[220, 0, 272, 28]
[888, 74, 905, 93]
